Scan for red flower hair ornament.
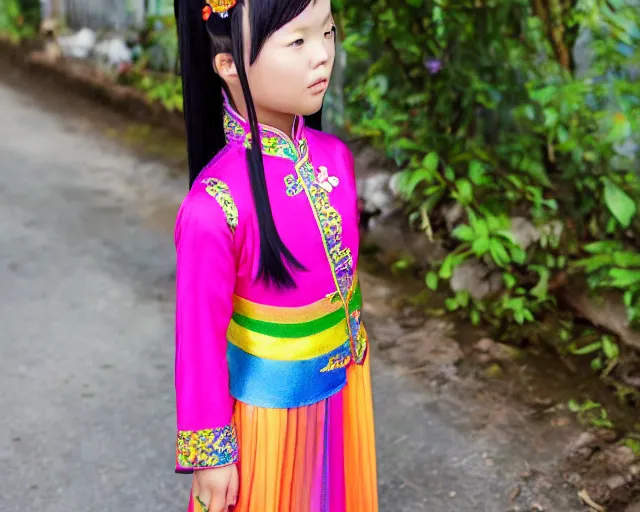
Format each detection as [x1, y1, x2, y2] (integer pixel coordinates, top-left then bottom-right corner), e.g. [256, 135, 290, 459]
[203, 0, 237, 20]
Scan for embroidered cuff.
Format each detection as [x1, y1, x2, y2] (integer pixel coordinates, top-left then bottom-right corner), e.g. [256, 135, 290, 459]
[176, 424, 239, 469]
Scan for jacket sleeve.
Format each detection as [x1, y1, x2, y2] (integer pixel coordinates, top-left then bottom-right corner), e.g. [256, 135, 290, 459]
[174, 185, 239, 471]
[340, 141, 360, 229]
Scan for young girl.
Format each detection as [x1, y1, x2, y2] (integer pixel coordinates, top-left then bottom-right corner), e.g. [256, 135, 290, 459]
[173, 0, 378, 510]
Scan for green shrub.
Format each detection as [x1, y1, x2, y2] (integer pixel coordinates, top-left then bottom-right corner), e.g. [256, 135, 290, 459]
[335, 0, 640, 328]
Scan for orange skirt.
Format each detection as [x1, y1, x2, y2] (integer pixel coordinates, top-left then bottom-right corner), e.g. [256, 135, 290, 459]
[189, 356, 378, 512]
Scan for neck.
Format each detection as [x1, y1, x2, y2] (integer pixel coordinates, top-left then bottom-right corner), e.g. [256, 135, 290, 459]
[227, 91, 296, 138]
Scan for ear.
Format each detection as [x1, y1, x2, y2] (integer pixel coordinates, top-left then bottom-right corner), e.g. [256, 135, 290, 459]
[214, 53, 238, 82]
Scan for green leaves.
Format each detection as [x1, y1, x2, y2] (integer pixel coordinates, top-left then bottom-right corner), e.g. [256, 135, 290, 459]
[607, 112, 632, 142]
[337, 0, 640, 329]
[425, 272, 438, 291]
[423, 152, 439, 173]
[603, 177, 637, 228]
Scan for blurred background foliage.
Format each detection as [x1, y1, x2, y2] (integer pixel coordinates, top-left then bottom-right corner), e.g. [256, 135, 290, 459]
[333, 0, 640, 336]
[0, 0, 39, 41]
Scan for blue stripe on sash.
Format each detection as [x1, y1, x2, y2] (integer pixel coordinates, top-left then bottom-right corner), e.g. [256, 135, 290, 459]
[227, 341, 351, 408]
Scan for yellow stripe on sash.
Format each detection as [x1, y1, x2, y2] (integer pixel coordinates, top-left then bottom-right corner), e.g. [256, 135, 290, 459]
[232, 275, 359, 324]
[227, 318, 349, 361]
[232, 294, 343, 324]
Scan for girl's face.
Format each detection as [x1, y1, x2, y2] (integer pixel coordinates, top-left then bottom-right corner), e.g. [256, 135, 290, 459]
[243, 0, 336, 127]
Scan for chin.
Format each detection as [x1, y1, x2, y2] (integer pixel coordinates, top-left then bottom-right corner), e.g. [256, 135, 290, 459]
[298, 97, 326, 117]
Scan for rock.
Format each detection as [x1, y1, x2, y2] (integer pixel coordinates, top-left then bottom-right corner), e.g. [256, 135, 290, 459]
[363, 211, 449, 268]
[443, 202, 465, 232]
[606, 445, 636, 469]
[510, 216, 540, 250]
[354, 146, 386, 174]
[364, 213, 410, 263]
[476, 353, 492, 364]
[450, 259, 503, 300]
[596, 428, 619, 443]
[629, 464, 640, 477]
[57, 28, 97, 59]
[566, 472, 582, 485]
[474, 337, 523, 363]
[93, 37, 133, 69]
[406, 234, 449, 267]
[485, 363, 505, 379]
[388, 319, 463, 372]
[474, 338, 495, 353]
[566, 431, 599, 453]
[606, 474, 627, 490]
[491, 343, 523, 362]
[356, 171, 402, 227]
[561, 280, 640, 353]
[538, 220, 563, 242]
[625, 502, 640, 512]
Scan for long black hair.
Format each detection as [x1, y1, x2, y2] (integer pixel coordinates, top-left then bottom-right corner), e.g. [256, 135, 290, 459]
[175, 0, 322, 289]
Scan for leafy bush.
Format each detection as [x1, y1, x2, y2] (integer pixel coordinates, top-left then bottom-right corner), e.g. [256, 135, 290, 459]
[117, 15, 183, 112]
[0, 0, 38, 42]
[334, 0, 640, 329]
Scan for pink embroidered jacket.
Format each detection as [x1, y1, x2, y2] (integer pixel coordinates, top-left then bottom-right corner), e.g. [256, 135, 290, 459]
[174, 97, 368, 471]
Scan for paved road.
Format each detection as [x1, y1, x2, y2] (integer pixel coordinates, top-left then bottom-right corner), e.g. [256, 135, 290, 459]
[0, 75, 585, 512]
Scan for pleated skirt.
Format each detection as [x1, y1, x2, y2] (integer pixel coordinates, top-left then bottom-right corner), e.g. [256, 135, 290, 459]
[188, 356, 378, 512]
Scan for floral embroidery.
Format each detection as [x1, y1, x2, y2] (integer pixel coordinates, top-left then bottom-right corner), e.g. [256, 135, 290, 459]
[223, 109, 301, 162]
[349, 309, 361, 340]
[355, 326, 368, 363]
[176, 424, 239, 468]
[261, 136, 298, 161]
[202, 178, 238, 232]
[296, 158, 354, 300]
[348, 308, 368, 364]
[320, 353, 352, 373]
[284, 174, 304, 197]
[223, 111, 245, 143]
[316, 166, 340, 193]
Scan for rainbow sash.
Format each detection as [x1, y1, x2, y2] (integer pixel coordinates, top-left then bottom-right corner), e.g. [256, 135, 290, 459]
[227, 285, 362, 408]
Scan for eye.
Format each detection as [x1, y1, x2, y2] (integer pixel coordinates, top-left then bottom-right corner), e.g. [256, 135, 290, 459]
[324, 25, 337, 38]
[290, 38, 304, 47]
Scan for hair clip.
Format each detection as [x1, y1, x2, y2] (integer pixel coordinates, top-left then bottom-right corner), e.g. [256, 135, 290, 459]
[203, 0, 237, 20]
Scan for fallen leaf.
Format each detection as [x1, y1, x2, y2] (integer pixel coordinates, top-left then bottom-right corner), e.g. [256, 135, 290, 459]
[578, 489, 606, 511]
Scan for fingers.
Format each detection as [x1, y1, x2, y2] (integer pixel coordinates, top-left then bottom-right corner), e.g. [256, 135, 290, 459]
[199, 483, 227, 512]
[226, 465, 239, 508]
[192, 466, 237, 512]
[195, 492, 226, 512]
[194, 493, 210, 512]
[209, 493, 227, 512]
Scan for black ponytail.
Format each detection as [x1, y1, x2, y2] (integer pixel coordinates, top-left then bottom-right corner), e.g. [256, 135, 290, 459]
[175, 0, 225, 187]
[175, 0, 315, 289]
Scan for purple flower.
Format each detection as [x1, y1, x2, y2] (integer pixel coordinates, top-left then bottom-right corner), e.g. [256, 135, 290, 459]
[424, 58, 442, 75]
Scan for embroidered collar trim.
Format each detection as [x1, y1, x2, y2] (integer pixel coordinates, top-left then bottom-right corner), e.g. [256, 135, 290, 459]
[222, 90, 306, 162]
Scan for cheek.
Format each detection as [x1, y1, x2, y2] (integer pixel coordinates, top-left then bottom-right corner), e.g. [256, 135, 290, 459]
[328, 44, 336, 67]
[249, 53, 301, 87]
[273, 54, 304, 82]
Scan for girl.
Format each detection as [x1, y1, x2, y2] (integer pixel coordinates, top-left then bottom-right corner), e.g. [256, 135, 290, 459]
[173, 0, 378, 510]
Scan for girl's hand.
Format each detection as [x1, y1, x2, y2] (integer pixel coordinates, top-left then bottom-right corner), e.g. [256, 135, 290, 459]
[193, 464, 239, 512]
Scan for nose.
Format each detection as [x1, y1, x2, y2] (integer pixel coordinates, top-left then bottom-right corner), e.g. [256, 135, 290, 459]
[310, 39, 330, 69]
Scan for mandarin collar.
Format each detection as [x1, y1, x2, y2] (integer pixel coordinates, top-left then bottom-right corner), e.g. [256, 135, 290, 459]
[222, 90, 306, 162]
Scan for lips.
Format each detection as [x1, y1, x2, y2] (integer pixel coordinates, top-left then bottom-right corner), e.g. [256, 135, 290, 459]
[308, 78, 329, 93]
[309, 78, 328, 88]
